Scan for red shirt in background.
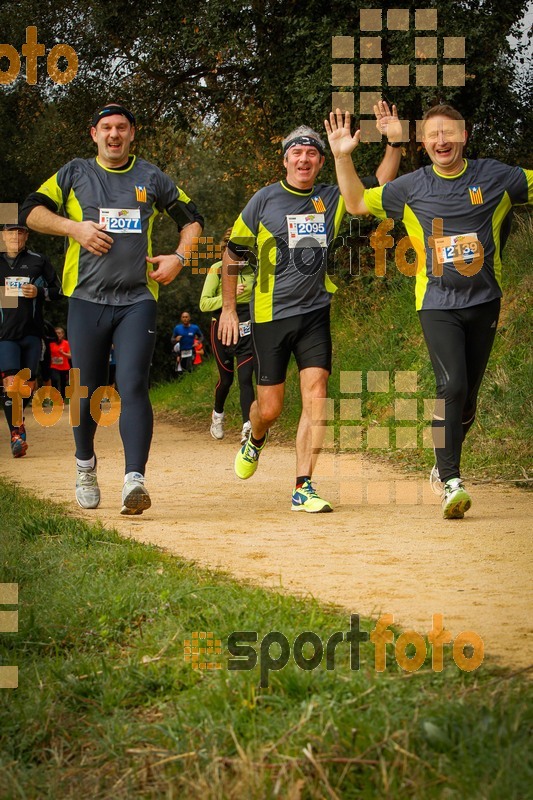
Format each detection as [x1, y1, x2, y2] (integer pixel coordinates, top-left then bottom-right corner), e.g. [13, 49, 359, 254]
[49, 340, 71, 370]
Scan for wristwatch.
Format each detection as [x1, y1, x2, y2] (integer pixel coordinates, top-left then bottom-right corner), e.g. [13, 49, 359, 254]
[387, 141, 402, 148]
[174, 251, 186, 264]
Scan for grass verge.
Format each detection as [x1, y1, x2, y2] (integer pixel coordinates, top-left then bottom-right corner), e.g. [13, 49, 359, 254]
[0, 480, 531, 799]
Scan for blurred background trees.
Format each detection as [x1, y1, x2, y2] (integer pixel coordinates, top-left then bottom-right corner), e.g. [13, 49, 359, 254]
[1, 0, 531, 379]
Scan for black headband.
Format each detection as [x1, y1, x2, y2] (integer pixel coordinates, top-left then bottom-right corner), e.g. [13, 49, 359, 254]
[283, 135, 325, 156]
[92, 105, 136, 128]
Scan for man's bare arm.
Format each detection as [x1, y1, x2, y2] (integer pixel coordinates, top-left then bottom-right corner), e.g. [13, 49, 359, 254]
[218, 248, 241, 346]
[147, 221, 203, 285]
[374, 101, 402, 185]
[26, 206, 113, 255]
[324, 109, 370, 216]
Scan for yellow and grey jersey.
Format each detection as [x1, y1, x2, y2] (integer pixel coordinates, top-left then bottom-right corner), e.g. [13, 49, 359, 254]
[28, 156, 202, 305]
[364, 159, 533, 311]
[227, 180, 347, 323]
[199, 261, 254, 321]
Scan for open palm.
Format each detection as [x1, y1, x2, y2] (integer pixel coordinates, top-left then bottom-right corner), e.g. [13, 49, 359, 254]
[324, 109, 360, 157]
[374, 100, 403, 142]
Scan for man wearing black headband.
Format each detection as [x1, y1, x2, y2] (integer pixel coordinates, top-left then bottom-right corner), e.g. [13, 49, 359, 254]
[20, 103, 204, 515]
[219, 103, 402, 513]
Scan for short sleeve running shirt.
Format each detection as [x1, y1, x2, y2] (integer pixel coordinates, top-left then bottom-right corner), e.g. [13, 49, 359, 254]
[49, 340, 71, 370]
[364, 159, 533, 310]
[199, 261, 254, 321]
[32, 156, 196, 305]
[227, 181, 346, 323]
[172, 323, 203, 351]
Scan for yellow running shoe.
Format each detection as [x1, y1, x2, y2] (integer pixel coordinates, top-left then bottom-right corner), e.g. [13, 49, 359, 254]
[291, 480, 333, 513]
[234, 431, 268, 479]
[442, 478, 471, 519]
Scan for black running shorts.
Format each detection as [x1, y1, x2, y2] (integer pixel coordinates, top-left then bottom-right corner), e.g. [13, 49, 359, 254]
[252, 304, 332, 386]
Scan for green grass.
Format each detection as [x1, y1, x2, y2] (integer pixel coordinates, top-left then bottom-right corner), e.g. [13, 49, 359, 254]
[1, 481, 532, 798]
[152, 218, 532, 482]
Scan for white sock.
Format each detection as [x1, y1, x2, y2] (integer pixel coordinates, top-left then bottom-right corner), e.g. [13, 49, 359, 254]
[125, 471, 144, 483]
[212, 411, 224, 419]
[77, 456, 96, 469]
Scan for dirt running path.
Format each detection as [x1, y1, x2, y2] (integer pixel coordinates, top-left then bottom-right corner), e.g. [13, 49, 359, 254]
[2, 414, 532, 669]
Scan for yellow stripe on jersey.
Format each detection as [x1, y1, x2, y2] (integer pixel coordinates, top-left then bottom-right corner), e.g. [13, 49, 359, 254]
[363, 186, 387, 219]
[324, 194, 346, 295]
[95, 156, 136, 173]
[37, 173, 64, 211]
[62, 190, 84, 296]
[146, 204, 160, 300]
[254, 222, 277, 323]
[402, 204, 427, 310]
[229, 213, 256, 249]
[491, 191, 513, 290]
[177, 186, 193, 205]
[524, 169, 533, 203]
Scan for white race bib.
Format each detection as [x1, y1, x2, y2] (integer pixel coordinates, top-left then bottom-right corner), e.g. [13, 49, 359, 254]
[181, 349, 193, 358]
[4, 276, 29, 297]
[434, 233, 480, 266]
[99, 208, 142, 233]
[287, 214, 327, 249]
[238, 320, 251, 337]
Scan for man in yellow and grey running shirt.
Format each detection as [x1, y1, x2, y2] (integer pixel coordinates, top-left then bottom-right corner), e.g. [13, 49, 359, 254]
[21, 103, 204, 515]
[219, 103, 402, 513]
[200, 230, 255, 444]
[326, 104, 532, 519]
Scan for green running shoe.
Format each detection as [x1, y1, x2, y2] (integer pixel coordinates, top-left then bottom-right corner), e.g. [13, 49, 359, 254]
[292, 480, 333, 513]
[235, 431, 268, 479]
[442, 478, 471, 519]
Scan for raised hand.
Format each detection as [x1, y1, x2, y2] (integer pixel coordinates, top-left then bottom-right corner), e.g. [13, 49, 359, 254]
[374, 100, 403, 143]
[324, 108, 361, 158]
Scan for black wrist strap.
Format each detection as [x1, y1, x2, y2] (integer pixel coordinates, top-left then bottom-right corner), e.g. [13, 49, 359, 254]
[387, 141, 402, 148]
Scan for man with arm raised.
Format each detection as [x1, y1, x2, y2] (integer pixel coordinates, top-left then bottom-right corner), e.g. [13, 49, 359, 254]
[326, 105, 533, 519]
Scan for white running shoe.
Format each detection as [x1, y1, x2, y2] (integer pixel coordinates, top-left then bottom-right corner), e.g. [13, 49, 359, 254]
[240, 420, 252, 445]
[210, 411, 225, 440]
[121, 473, 151, 515]
[429, 464, 444, 497]
[76, 463, 101, 509]
[442, 478, 472, 520]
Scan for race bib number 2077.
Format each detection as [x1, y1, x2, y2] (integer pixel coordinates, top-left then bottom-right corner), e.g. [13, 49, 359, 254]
[99, 208, 142, 233]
